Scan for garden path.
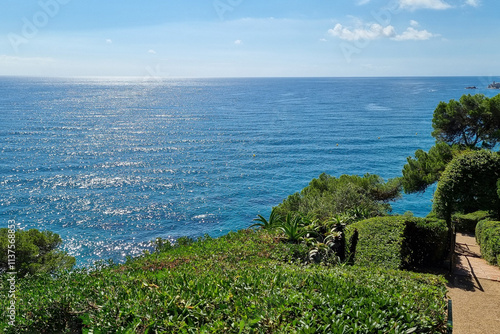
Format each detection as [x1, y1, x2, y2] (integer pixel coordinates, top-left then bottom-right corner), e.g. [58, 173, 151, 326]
[447, 233, 500, 334]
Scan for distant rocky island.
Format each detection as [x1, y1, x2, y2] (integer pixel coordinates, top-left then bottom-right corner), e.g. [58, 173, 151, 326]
[488, 81, 500, 89]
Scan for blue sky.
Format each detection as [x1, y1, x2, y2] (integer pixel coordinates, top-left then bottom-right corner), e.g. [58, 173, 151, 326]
[0, 0, 498, 77]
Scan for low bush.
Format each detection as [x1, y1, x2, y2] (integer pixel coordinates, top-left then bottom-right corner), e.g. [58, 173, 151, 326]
[346, 216, 448, 270]
[476, 220, 500, 266]
[274, 173, 401, 221]
[0, 229, 448, 333]
[452, 210, 492, 234]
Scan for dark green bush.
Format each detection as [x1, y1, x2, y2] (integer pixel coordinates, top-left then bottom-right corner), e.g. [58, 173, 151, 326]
[0, 228, 75, 276]
[476, 220, 500, 266]
[433, 150, 500, 221]
[345, 216, 448, 270]
[453, 210, 492, 234]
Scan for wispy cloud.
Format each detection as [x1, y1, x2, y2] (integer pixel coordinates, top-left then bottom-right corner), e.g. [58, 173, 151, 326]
[234, 39, 242, 45]
[329, 23, 396, 41]
[106, 39, 113, 44]
[398, 0, 452, 10]
[393, 27, 435, 41]
[0, 55, 55, 63]
[464, 0, 480, 7]
[148, 49, 157, 54]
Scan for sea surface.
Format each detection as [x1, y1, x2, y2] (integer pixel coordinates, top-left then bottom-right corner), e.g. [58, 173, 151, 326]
[1, 76, 499, 266]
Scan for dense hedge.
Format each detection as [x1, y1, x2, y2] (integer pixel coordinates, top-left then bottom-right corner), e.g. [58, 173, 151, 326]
[433, 150, 500, 221]
[476, 220, 500, 266]
[346, 216, 448, 270]
[452, 210, 492, 234]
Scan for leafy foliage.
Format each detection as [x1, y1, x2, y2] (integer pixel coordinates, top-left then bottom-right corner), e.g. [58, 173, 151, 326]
[452, 210, 492, 234]
[275, 173, 401, 221]
[250, 208, 282, 229]
[400, 142, 459, 194]
[433, 150, 500, 221]
[432, 93, 500, 149]
[276, 213, 313, 243]
[0, 228, 75, 276]
[345, 216, 448, 270]
[476, 220, 500, 266]
[0, 229, 448, 333]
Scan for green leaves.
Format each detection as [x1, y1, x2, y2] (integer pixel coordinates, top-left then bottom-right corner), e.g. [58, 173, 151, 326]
[0, 229, 448, 333]
[433, 150, 500, 221]
[476, 220, 500, 265]
[401, 142, 457, 194]
[432, 93, 500, 149]
[345, 216, 448, 270]
[250, 208, 282, 229]
[0, 228, 75, 276]
[275, 173, 401, 221]
[276, 213, 314, 243]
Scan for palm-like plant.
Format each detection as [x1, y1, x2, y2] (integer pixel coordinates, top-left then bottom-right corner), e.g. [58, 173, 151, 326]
[250, 208, 282, 229]
[277, 213, 314, 243]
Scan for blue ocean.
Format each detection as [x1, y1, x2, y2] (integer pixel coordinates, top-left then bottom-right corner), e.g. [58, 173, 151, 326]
[1, 76, 498, 266]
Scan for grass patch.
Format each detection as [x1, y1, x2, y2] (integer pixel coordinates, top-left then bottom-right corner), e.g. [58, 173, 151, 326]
[1, 229, 447, 333]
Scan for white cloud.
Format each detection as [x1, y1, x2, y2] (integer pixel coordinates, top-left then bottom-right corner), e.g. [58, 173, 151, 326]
[319, 38, 327, 42]
[148, 49, 157, 54]
[106, 39, 113, 44]
[393, 27, 435, 40]
[234, 39, 242, 45]
[399, 0, 452, 10]
[328, 23, 396, 41]
[329, 19, 436, 42]
[357, 0, 371, 5]
[464, 0, 479, 7]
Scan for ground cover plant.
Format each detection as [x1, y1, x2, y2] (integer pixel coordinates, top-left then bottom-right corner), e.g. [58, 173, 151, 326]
[0, 229, 448, 333]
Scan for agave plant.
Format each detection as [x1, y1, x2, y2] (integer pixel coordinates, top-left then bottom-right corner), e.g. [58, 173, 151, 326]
[250, 208, 282, 229]
[277, 213, 315, 243]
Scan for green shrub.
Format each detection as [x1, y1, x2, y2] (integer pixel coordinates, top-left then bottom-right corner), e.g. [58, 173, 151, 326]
[0, 229, 448, 333]
[453, 210, 492, 234]
[345, 216, 448, 269]
[0, 228, 75, 276]
[433, 150, 500, 222]
[476, 220, 500, 265]
[403, 218, 448, 267]
[275, 173, 401, 221]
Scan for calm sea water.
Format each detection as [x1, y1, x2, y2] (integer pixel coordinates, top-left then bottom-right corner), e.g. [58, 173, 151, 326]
[1, 76, 499, 266]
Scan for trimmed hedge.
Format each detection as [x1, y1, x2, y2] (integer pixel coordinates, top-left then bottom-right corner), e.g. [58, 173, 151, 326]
[476, 220, 500, 266]
[346, 216, 448, 270]
[452, 210, 492, 234]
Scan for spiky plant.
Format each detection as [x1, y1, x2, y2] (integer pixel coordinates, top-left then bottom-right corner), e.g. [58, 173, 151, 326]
[250, 208, 282, 229]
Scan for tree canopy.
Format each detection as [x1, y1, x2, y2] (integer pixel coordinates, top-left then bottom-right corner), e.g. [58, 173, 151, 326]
[0, 228, 75, 276]
[400, 142, 458, 194]
[432, 93, 500, 149]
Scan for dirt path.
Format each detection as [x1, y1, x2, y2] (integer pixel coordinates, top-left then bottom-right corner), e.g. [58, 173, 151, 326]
[447, 233, 500, 334]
